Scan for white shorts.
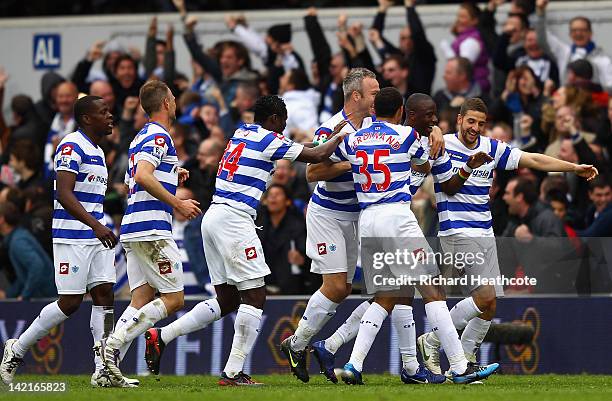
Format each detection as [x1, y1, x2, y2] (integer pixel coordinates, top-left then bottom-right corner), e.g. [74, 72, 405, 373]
[202, 204, 269, 291]
[306, 205, 358, 283]
[123, 238, 184, 294]
[359, 203, 440, 294]
[53, 243, 115, 295]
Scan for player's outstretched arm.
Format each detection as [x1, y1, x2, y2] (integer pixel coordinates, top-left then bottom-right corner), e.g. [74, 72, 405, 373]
[518, 152, 599, 180]
[134, 159, 202, 219]
[56, 171, 118, 249]
[296, 134, 346, 164]
[440, 151, 494, 196]
[306, 160, 352, 182]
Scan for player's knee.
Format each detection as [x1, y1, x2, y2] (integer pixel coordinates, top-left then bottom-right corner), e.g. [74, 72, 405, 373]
[321, 279, 350, 302]
[161, 293, 185, 314]
[240, 287, 266, 310]
[472, 289, 496, 316]
[57, 295, 84, 316]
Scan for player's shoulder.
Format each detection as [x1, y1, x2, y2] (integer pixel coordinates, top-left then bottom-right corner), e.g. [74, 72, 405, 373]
[58, 131, 82, 146]
[317, 112, 343, 133]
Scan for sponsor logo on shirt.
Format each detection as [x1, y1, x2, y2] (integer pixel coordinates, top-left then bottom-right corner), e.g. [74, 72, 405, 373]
[317, 243, 327, 255]
[59, 262, 69, 275]
[245, 247, 257, 260]
[61, 145, 73, 155]
[158, 260, 172, 275]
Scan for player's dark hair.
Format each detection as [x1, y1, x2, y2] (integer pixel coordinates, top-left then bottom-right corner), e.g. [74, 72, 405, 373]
[0, 201, 21, 227]
[374, 87, 404, 118]
[405, 93, 434, 113]
[10, 139, 41, 171]
[588, 175, 610, 191]
[511, 177, 538, 206]
[73, 95, 103, 127]
[253, 95, 286, 125]
[459, 97, 488, 116]
[139, 80, 170, 116]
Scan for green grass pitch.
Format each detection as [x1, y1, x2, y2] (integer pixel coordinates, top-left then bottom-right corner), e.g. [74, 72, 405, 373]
[2, 374, 612, 401]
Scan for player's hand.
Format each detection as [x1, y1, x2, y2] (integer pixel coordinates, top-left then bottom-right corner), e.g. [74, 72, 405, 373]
[87, 40, 106, 62]
[178, 167, 190, 185]
[124, 96, 139, 112]
[166, 24, 174, 46]
[225, 14, 238, 30]
[466, 151, 494, 169]
[368, 28, 383, 46]
[94, 223, 119, 249]
[574, 164, 599, 181]
[175, 199, 202, 220]
[329, 118, 349, 140]
[337, 13, 348, 30]
[404, 0, 417, 8]
[306, 7, 317, 17]
[514, 224, 533, 243]
[428, 126, 445, 159]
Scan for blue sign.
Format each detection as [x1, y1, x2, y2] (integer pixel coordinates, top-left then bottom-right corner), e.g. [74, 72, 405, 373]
[1, 297, 611, 376]
[33, 34, 61, 70]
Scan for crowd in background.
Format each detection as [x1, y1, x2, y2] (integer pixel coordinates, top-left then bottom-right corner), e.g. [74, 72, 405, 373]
[1, 0, 611, 299]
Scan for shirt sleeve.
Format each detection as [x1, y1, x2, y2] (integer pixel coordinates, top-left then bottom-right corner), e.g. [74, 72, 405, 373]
[136, 133, 170, 168]
[495, 141, 523, 171]
[459, 37, 481, 63]
[263, 132, 304, 162]
[408, 136, 428, 165]
[54, 142, 83, 174]
[431, 151, 454, 183]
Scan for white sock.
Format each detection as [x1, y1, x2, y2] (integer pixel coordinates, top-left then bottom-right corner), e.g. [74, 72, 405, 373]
[424, 301, 467, 374]
[325, 300, 370, 354]
[14, 301, 68, 358]
[290, 290, 338, 351]
[90, 305, 114, 371]
[461, 317, 491, 360]
[348, 302, 388, 372]
[161, 299, 221, 344]
[108, 298, 167, 348]
[392, 305, 418, 375]
[223, 304, 263, 378]
[115, 306, 138, 361]
[427, 297, 482, 348]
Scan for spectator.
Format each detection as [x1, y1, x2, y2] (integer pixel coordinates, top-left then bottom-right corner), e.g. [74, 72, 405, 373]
[22, 186, 53, 256]
[547, 189, 580, 242]
[180, 14, 257, 107]
[182, 138, 225, 292]
[231, 82, 259, 128]
[442, 2, 490, 93]
[255, 184, 311, 295]
[279, 68, 319, 138]
[271, 159, 311, 210]
[595, 97, 612, 161]
[535, 0, 612, 90]
[503, 176, 565, 238]
[492, 65, 545, 150]
[566, 59, 609, 108]
[303, 7, 345, 123]
[172, 186, 209, 294]
[0, 202, 56, 300]
[43, 81, 78, 177]
[71, 39, 124, 94]
[577, 177, 612, 237]
[143, 17, 168, 80]
[89, 80, 119, 122]
[1, 94, 46, 165]
[369, 0, 437, 95]
[381, 55, 410, 101]
[111, 54, 146, 107]
[545, 106, 597, 158]
[34, 71, 65, 129]
[433, 57, 486, 119]
[9, 139, 44, 191]
[490, 12, 529, 95]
